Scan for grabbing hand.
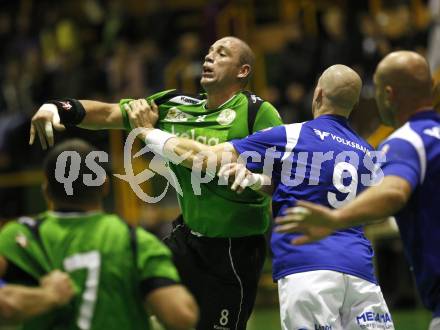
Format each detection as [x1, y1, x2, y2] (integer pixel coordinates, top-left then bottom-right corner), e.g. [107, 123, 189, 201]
[274, 201, 340, 245]
[124, 99, 159, 130]
[218, 162, 262, 194]
[40, 270, 75, 306]
[30, 104, 66, 149]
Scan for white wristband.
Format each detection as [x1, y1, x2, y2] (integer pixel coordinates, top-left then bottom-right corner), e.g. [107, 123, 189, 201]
[144, 129, 175, 157]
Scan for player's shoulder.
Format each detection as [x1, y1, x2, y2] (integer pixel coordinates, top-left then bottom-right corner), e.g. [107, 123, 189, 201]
[383, 121, 425, 151]
[0, 217, 35, 243]
[150, 89, 206, 106]
[135, 227, 172, 255]
[239, 90, 264, 103]
[2, 215, 43, 231]
[135, 226, 164, 244]
[239, 90, 276, 108]
[0, 219, 27, 233]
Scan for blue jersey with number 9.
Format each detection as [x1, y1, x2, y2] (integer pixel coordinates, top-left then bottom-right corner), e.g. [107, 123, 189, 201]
[231, 114, 378, 283]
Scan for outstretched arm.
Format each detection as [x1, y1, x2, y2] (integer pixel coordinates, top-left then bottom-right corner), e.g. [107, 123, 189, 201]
[275, 175, 412, 244]
[145, 285, 198, 330]
[77, 101, 123, 129]
[30, 99, 127, 149]
[162, 135, 238, 172]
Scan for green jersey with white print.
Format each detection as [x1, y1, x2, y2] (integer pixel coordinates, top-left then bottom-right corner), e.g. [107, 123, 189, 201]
[120, 89, 283, 237]
[0, 212, 180, 330]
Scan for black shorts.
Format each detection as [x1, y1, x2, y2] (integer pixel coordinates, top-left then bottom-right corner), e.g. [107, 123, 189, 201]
[164, 216, 266, 330]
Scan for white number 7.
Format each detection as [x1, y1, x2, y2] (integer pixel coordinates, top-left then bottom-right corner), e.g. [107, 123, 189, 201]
[64, 251, 101, 330]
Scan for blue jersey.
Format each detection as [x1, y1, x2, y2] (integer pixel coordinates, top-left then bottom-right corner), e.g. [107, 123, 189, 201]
[0, 279, 5, 287]
[232, 114, 377, 283]
[378, 110, 440, 313]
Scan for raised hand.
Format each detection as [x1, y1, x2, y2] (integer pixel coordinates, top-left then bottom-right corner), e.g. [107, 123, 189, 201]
[30, 104, 66, 149]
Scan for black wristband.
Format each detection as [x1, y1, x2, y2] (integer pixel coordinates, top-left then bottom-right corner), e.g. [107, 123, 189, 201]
[139, 277, 179, 297]
[47, 98, 86, 127]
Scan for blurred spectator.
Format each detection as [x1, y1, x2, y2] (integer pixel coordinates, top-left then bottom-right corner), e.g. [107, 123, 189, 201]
[428, 0, 440, 75]
[107, 40, 145, 99]
[277, 22, 318, 90]
[319, 7, 352, 72]
[164, 32, 202, 93]
[358, 14, 391, 79]
[0, 0, 434, 232]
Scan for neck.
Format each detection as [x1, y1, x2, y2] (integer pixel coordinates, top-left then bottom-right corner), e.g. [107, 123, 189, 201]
[396, 99, 433, 126]
[205, 86, 241, 109]
[314, 105, 349, 119]
[51, 201, 102, 213]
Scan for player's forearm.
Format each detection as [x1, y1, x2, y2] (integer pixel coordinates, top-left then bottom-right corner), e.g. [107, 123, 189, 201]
[165, 138, 217, 171]
[146, 285, 199, 330]
[166, 138, 238, 173]
[141, 128, 238, 172]
[334, 176, 411, 228]
[77, 100, 123, 130]
[0, 286, 58, 321]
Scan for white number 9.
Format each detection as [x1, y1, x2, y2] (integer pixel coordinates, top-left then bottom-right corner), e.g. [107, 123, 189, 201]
[327, 161, 358, 208]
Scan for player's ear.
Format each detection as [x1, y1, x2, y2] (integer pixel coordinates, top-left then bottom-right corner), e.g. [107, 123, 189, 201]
[384, 85, 394, 106]
[237, 64, 251, 80]
[315, 87, 323, 105]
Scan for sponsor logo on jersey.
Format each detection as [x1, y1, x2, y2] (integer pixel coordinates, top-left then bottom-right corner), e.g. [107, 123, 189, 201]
[164, 107, 194, 122]
[356, 311, 393, 329]
[170, 125, 220, 145]
[250, 94, 263, 104]
[213, 326, 230, 330]
[217, 109, 236, 125]
[315, 325, 332, 330]
[195, 115, 207, 122]
[168, 95, 204, 105]
[313, 128, 370, 155]
[423, 126, 440, 139]
[313, 129, 330, 140]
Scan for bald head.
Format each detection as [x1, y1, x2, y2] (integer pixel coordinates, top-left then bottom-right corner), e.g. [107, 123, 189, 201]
[373, 51, 433, 126]
[201, 37, 255, 93]
[375, 51, 432, 100]
[315, 64, 362, 116]
[220, 37, 255, 68]
[218, 36, 255, 85]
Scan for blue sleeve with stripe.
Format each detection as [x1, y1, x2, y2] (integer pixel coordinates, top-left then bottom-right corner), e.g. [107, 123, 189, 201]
[231, 125, 286, 171]
[379, 138, 420, 190]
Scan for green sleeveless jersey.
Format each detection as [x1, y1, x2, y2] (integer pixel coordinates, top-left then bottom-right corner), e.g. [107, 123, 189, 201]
[120, 90, 283, 237]
[0, 212, 179, 330]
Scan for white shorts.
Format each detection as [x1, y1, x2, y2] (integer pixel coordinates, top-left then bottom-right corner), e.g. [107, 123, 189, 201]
[430, 317, 440, 330]
[278, 270, 394, 330]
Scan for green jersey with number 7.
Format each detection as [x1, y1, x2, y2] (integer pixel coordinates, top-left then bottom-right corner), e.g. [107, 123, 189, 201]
[0, 212, 180, 330]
